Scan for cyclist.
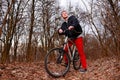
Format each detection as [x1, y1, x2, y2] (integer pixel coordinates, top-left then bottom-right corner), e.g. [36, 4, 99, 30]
[58, 10, 87, 73]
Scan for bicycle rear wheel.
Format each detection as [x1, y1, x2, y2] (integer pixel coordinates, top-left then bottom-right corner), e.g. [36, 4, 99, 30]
[44, 48, 70, 78]
[73, 50, 81, 70]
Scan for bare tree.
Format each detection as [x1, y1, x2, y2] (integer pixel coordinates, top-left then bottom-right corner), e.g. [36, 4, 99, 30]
[0, 0, 29, 63]
[1, 0, 17, 63]
[26, 0, 35, 62]
[0, 0, 15, 37]
[87, 0, 120, 58]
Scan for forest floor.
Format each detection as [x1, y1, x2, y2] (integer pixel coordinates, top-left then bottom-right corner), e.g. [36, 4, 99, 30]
[0, 57, 120, 80]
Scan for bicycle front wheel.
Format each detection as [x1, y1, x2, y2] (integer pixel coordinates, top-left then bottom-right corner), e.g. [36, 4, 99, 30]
[44, 48, 70, 78]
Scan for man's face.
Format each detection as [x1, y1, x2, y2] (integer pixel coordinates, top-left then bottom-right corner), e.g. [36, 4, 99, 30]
[61, 11, 68, 20]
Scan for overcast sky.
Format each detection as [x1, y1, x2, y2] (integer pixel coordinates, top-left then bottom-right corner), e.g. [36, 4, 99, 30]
[58, 0, 90, 11]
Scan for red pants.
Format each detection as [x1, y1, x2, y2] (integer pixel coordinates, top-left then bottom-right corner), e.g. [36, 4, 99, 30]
[64, 37, 87, 69]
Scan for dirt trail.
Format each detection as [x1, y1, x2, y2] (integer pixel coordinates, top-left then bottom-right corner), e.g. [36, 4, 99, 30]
[0, 57, 119, 80]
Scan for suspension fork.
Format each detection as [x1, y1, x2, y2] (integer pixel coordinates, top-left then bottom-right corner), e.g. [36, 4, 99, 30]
[57, 37, 69, 64]
[56, 48, 64, 64]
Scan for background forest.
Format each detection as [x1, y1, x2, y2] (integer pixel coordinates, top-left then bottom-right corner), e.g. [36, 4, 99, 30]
[0, 0, 120, 63]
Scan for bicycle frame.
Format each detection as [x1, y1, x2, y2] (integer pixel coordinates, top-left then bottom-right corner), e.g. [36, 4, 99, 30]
[63, 36, 77, 61]
[45, 36, 81, 78]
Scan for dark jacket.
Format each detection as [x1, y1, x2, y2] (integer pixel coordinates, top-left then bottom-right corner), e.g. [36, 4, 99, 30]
[59, 15, 82, 38]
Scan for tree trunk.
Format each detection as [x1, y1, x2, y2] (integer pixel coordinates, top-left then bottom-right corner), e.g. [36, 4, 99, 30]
[26, 0, 35, 62]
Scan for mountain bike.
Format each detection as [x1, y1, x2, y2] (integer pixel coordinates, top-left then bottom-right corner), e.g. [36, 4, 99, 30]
[44, 35, 81, 78]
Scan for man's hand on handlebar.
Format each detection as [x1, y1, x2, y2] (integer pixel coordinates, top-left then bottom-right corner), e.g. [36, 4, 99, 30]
[58, 29, 64, 34]
[68, 26, 74, 30]
[58, 26, 75, 36]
